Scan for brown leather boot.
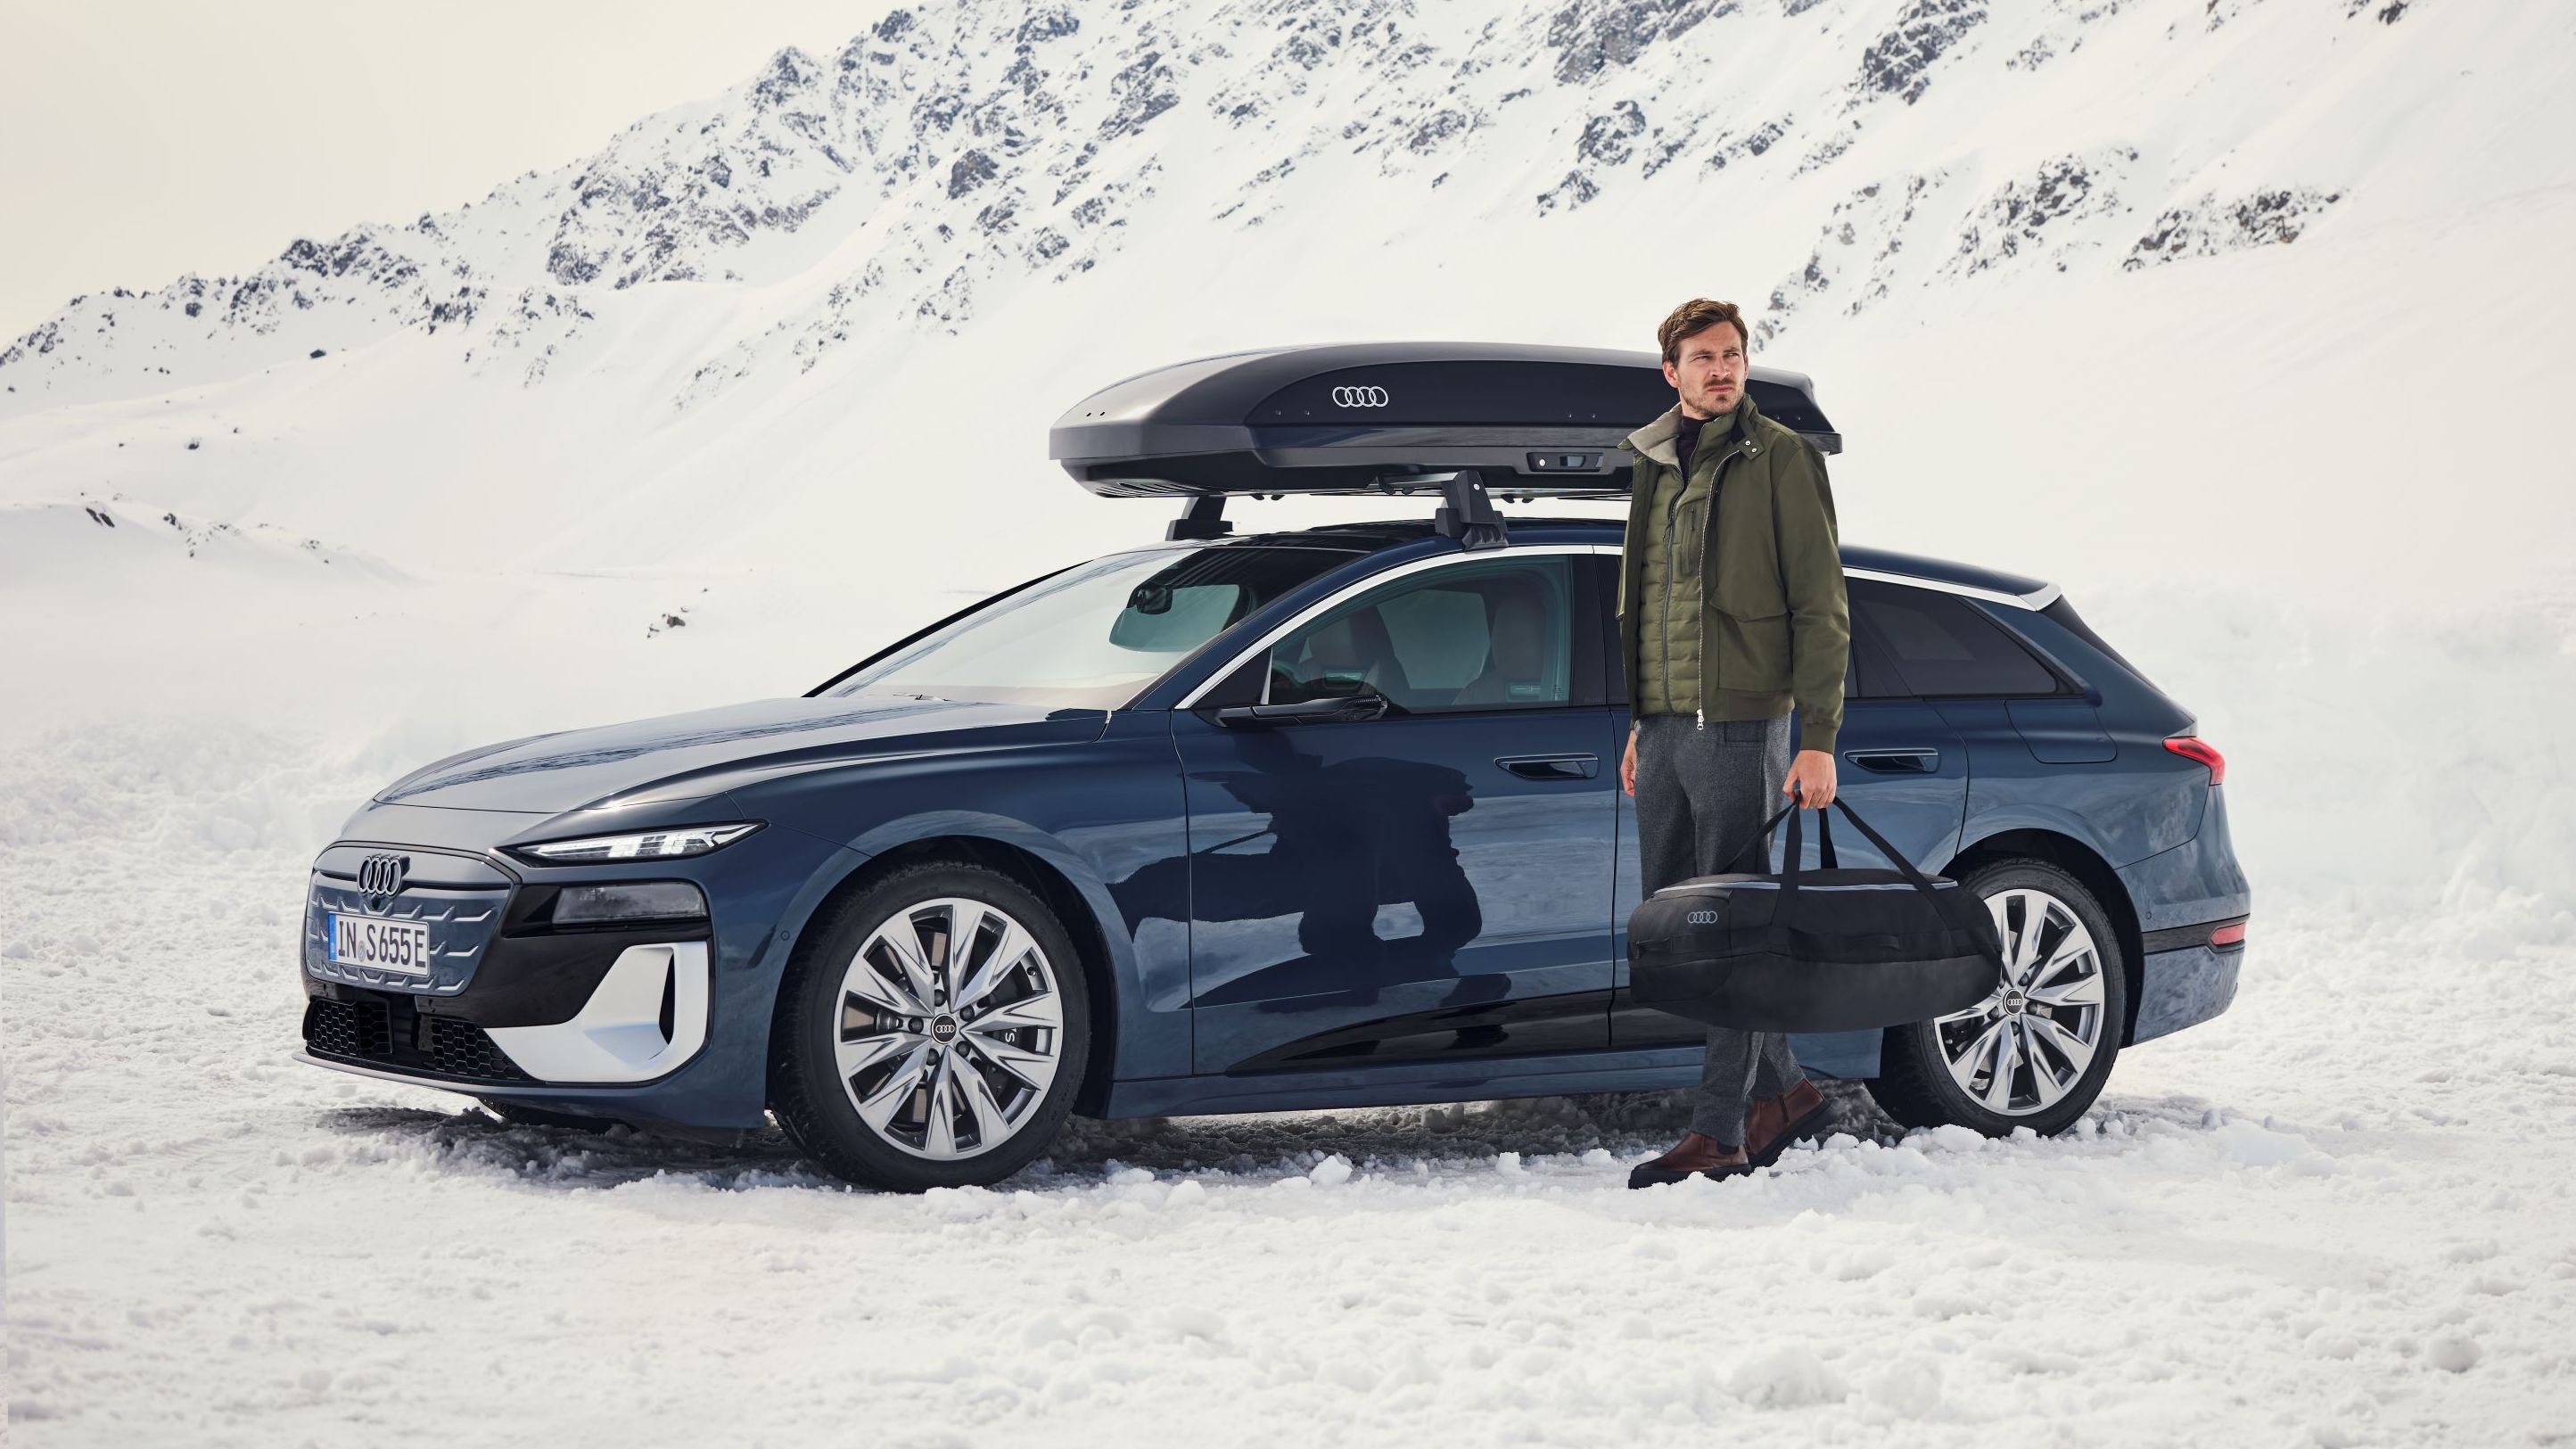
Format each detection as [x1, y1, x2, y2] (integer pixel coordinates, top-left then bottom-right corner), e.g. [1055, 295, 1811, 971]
[1745, 1080, 1833, 1169]
[1625, 1131, 1751, 1189]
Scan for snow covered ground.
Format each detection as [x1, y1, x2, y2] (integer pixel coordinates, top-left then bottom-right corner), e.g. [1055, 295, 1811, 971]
[6, 563, 2572, 1446]
[7, 0, 2576, 1443]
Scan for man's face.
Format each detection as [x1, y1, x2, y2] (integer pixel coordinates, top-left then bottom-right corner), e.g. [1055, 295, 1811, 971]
[1662, 321, 1748, 419]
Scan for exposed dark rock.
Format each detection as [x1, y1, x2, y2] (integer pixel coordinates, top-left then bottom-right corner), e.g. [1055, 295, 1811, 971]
[1408, 110, 1471, 153]
[1536, 169, 1600, 212]
[752, 48, 821, 110]
[1099, 52, 1179, 143]
[948, 150, 1000, 198]
[1855, 0, 1988, 104]
[1016, 7, 1079, 44]
[1545, 0, 1738, 86]
[1576, 102, 1648, 165]
[2124, 186, 2343, 269]
[1949, 148, 2136, 277]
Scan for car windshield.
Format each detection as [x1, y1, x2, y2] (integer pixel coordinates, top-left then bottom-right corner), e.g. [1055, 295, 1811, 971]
[826, 543, 1360, 709]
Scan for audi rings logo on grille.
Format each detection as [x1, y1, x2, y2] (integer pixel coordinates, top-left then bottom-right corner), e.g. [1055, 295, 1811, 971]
[358, 853, 409, 902]
[1330, 384, 1391, 408]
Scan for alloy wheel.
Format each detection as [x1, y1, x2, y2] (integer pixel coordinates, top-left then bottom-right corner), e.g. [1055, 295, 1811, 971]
[1932, 885, 2108, 1117]
[833, 896, 1066, 1160]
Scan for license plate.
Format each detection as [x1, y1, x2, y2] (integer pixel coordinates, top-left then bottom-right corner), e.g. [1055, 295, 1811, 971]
[327, 913, 434, 976]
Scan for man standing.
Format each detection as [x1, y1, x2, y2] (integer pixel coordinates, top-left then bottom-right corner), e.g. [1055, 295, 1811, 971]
[1616, 298, 1851, 1188]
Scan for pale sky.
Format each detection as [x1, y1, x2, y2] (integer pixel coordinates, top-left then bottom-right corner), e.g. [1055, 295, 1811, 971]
[0, 1, 892, 334]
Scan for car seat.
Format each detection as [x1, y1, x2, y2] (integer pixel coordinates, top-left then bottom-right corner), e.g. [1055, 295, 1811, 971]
[1290, 605, 1414, 704]
[1451, 583, 1552, 707]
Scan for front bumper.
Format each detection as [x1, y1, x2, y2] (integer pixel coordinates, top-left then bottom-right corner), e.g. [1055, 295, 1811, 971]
[296, 811, 856, 1131]
[301, 940, 712, 1086]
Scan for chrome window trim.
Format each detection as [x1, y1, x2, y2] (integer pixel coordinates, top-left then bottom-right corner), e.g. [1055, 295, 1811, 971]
[1173, 543, 1615, 710]
[1844, 565, 2060, 611]
[1169, 542, 2058, 709]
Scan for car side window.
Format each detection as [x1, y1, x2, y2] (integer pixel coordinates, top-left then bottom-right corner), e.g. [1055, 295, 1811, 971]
[1269, 556, 1576, 713]
[1850, 580, 2062, 697]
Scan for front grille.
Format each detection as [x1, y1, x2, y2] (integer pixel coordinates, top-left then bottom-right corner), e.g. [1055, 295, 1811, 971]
[305, 998, 392, 1060]
[424, 1018, 530, 1083]
[304, 990, 530, 1084]
[304, 876, 512, 996]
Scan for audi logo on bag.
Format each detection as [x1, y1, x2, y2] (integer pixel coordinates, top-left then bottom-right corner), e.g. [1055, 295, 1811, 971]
[1330, 385, 1390, 408]
[358, 852, 409, 902]
[1686, 910, 1719, 925]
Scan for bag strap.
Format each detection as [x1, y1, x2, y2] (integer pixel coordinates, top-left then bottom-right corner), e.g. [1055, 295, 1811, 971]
[1826, 795, 2011, 975]
[1715, 796, 1798, 881]
[1701, 780, 1841, 884]
[1780, 785, 1847, 893]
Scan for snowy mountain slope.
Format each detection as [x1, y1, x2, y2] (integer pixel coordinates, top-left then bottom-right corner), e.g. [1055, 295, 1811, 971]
[0, 0, 2466, 414]
[4, 0, 2561, 586]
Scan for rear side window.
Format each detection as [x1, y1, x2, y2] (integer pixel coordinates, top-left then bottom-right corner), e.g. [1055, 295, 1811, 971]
[2043, 597, 2149, 685]
[1852, 580, 2061, 698]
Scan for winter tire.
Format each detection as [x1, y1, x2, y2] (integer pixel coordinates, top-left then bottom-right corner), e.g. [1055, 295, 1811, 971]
[1865, 857, 2126, 1138]
[771, 860, 1090, 1191]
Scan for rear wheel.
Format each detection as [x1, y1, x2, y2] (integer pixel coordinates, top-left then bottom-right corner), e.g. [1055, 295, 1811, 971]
[1866, 857, 2126, 1138]
[771, 860, 1090, 1191]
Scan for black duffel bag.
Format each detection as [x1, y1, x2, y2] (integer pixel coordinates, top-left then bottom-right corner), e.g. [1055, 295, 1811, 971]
[1628, 793, 2005, 1033]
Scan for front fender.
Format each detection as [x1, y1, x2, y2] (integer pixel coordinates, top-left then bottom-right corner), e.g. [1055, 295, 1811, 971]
[735, 712, 1193, 1080]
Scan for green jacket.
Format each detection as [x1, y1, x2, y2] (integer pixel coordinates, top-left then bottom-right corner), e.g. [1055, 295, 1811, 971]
[1617, 392, 1850, 754]
[1634, 416, 1719, 717]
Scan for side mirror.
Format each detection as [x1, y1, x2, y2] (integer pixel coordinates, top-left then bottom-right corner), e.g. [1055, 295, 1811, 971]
[1214, 693, 1392, 728]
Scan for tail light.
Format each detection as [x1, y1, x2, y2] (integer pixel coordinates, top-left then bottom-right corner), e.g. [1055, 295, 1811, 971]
[2210, 921, 2247, 948]
[2164, 736, 2226, 784]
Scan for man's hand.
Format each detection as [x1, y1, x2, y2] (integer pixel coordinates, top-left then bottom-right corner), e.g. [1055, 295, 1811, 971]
[1621, 727, 1639, 797]
[1783, 748, 1838, 808]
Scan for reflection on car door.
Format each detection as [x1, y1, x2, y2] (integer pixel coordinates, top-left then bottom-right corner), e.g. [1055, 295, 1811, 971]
[1609, 572, 1971, 1070]
[1161, 549, 1620, 1075]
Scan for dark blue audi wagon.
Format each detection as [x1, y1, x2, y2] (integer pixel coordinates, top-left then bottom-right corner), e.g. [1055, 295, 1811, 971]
[296, 343, 2251, 1190]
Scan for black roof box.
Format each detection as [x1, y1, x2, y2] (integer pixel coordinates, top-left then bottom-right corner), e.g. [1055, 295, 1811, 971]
[1049, 342, 1839, 499]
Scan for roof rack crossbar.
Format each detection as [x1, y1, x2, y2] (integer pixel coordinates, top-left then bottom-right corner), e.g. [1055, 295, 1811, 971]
[1166, 494, 1231, 540]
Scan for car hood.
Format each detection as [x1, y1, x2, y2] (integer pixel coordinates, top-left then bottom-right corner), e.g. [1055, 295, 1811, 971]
[375, 696, 1108, 813]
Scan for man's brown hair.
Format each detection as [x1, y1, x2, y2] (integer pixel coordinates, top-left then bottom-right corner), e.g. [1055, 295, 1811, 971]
[1657, 298, 1748, 365]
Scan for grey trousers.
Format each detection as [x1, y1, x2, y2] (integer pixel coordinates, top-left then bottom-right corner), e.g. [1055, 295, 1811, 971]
[1634, 711, 1806, 1145]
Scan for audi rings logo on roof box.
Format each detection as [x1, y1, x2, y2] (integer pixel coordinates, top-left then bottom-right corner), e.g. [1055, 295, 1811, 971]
[1329, 385, 1390, 408]
[357, 852, 409, 902]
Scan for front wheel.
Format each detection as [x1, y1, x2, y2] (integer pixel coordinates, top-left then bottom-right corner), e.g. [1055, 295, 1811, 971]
[1865, 857, 2127, 1138]
[770, 860, 1091, 1191]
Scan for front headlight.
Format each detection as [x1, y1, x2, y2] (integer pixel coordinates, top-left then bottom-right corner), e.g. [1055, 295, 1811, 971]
[508, 822, 762, 864]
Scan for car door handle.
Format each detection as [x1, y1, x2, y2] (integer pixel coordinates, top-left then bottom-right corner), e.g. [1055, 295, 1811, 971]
[1497, 753, 1599, 780]
[1843, 747, 1939, 774]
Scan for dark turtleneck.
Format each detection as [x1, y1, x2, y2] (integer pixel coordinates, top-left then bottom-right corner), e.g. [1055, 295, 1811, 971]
[1675, 399, 1734, 480]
